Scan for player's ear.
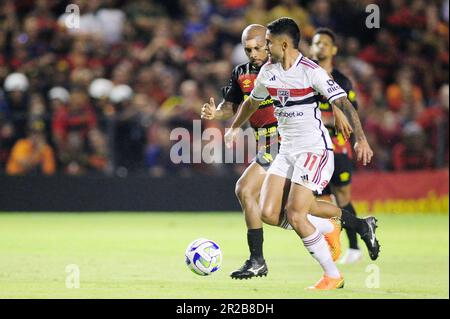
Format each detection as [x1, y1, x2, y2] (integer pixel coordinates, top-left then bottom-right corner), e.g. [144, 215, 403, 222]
[332, 45, 338, 56]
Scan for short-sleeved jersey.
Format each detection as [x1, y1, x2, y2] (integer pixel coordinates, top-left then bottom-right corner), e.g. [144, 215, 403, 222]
[319, 68, 358, 156]
[224, 62, 278, 143]
[250, 53, 347, 154]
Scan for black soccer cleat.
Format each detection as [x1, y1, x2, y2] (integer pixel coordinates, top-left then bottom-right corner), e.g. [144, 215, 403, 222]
[359, 216, 380, 260]
[230, 258, 268, 280]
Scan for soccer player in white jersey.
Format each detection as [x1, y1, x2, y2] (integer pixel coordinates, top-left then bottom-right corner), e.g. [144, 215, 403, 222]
[225, 17, 378, 290]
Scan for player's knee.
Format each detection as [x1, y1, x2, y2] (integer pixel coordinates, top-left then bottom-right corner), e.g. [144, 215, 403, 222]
[286, 211, 307, 229]
[260, 206, 279, 225]
[235, 179, 249, 201]
[235, 180, 257, 205]
[285, 202, 308, 226]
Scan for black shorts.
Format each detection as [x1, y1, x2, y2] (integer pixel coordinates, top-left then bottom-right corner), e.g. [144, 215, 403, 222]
[253, 143, 279, 171]
[322, 153, 353, 195]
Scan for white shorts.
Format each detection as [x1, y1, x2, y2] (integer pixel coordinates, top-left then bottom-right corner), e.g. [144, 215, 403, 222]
[267, 149, 334, 194]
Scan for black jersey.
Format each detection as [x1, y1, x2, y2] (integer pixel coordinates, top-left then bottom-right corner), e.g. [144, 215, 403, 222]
[223, 62, 277, 133]
[319, 68, 358, 156]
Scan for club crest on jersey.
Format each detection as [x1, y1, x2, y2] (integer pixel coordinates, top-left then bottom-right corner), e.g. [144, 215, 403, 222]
[277, 89, 290, 106]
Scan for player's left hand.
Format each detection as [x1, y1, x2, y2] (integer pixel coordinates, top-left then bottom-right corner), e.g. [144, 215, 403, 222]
[201, 98, 216, 120]
[224, 127, 240, 149]
[332, 105, 352, 140]
[354, 139, 373, 166]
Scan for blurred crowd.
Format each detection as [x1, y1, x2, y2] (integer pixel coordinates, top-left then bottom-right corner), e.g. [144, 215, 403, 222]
[0, 0, 448, 177]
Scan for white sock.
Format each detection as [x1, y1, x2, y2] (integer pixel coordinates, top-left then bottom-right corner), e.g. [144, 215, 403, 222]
[302, 229, 341, 278]
[307, 215, 333, 234]
[280, 213, 333, 233]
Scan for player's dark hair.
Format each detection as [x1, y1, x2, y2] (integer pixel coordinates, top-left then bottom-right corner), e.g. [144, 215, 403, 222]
[267, 17, 301, 47]
[314, 28, 336, 44]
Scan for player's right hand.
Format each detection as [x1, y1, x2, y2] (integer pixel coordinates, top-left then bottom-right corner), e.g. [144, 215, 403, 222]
[224, 127, 239, 149]
[332, 105, 352, 140]
[201, 97, 216, 120]
[354, 139, 373, 166]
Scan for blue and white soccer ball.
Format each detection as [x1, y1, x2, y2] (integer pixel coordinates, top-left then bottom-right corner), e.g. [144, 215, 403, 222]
[185, 238, 222, 276]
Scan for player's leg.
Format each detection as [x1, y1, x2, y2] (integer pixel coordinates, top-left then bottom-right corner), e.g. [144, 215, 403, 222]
[276, 181, 342, 261]
[259, 153, 292, 226]
[273, 150, 342, 290]
[285, 183, 318, 237]
[307, 185, 336, 234]
[231, 161, 268, 279]
[259, 173, 290, 226]
[260, 151, 339, 234]
[235, 160, 265, 227]
[333, 184, 362, 263]
[229, 171, 289, 280]
[286, 182, 343, 289]
[310, 185, 342, 261]
[330, 153, 361, 263]
[317, 184, 337, 205]
[308, 196, 380, 260]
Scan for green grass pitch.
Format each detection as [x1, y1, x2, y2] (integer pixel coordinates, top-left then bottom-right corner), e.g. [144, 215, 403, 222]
[0, 212, 448, 299]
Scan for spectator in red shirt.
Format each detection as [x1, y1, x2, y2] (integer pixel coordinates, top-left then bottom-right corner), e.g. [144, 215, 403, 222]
[392, 122, 434, 170]
[52, 87, 97, 157]
[358, 30, 399, 81]
[417, 84, 449, 167]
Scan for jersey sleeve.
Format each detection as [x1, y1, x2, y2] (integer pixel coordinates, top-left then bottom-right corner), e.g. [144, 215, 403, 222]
[310, 67, 347, 103]
[223, 68, 244, 104]
[249, 68, 270, 101]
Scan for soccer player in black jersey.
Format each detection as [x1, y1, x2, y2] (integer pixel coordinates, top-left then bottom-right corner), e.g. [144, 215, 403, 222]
[310, 28, 363, 264]
[202, 25, 355, 280]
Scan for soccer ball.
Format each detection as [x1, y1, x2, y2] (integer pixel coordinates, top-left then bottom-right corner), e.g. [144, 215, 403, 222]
[185, 238, 222, 276]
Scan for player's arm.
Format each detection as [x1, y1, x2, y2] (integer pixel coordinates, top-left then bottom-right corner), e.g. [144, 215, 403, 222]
[331, 104, 352, 140]
[231, 95, 260, 128]
[311, 67, 373, 165]
[332, 96, 372, 165]
[224, 96, 260, 148]
[332, 77, 359, 139]
[224, 71, 269, 148]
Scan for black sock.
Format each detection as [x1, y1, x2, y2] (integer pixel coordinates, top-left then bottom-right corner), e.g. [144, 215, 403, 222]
[342, 203, 359, 249]
[341, 209, 368, 236]
[248, 228, 264, 261]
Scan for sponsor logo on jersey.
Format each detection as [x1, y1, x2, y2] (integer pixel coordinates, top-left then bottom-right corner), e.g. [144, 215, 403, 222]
[326, 79, 342, 94]
[274, 110, 304, 118]
[243, 79, 252, 88]
[244, 95, 273, 107]
[254, 126, 278, 140]
[238, 74, 257, 92]
[327, 85, 342, 94]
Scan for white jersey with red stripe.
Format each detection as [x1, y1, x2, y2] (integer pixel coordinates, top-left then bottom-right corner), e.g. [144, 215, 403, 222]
[250, 52, 347, 155]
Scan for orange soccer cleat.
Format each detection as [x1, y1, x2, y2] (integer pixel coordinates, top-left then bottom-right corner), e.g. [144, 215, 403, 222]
[324, 217, 342, 262]
[306, 275, 345, 290]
